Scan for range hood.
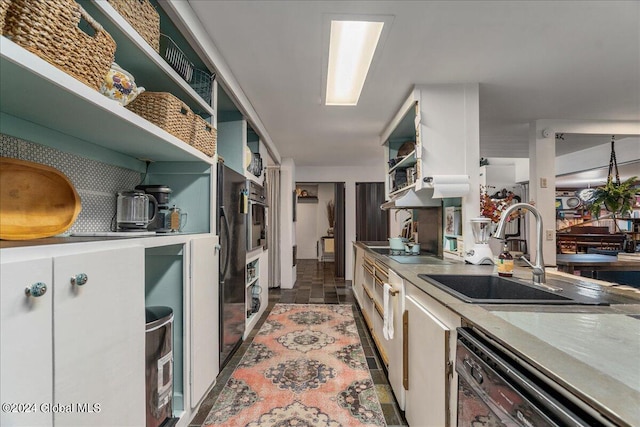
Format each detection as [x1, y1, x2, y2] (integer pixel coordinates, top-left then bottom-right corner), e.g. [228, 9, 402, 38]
[381, 175, 470, 210]
[381, 187, 442, 210]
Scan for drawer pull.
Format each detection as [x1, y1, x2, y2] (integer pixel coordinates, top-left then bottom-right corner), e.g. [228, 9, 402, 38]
[25, 282, 47, 297]
[71, 273, 88, 286]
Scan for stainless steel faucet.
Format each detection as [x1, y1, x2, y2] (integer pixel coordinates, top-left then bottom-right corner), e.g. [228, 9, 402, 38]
[494, 202, 546, 285]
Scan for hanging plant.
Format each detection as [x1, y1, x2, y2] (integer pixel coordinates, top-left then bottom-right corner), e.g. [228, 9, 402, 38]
[586, 136, 639, 220]
[587, 175, 638, 218]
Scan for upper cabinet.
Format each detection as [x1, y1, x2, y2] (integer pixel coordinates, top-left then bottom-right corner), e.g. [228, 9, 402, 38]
[384, 100, 420, 198]
[216, 83, 265, 184]
[245, 123, 266, 185]
[381, 84, 480, 202]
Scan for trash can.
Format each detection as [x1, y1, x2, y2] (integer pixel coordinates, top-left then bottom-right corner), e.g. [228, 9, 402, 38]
[145, 306, 173, 427]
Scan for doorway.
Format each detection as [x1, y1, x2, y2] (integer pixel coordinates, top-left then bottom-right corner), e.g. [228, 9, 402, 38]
[294, 182, 346, 278]
[355, 182, 389, 242]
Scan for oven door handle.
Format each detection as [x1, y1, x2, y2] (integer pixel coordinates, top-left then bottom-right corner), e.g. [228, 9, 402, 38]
[464, 358, 484, 384]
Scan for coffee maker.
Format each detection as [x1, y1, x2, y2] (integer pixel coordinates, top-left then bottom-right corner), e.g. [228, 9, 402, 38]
[135, 185, 172, 232]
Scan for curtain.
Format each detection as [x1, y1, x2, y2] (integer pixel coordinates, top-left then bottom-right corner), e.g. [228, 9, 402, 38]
[334, 182, 346, 277]
[266, 167, 281, 288]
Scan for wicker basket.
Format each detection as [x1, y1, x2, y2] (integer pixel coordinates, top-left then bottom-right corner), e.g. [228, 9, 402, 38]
[126, 92, 193, 143]
[0, 0, 11, 35]
[3, 0, 116, 91]
[159, 33, 215, 105]
[190, 115, 216, 157]
[108, 0, 159, 53]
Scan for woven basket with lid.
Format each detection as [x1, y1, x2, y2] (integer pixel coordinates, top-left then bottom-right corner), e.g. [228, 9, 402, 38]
[108, 0, 160, 52]
[126, 92, 193, 143]
[3, 0, 116, 91]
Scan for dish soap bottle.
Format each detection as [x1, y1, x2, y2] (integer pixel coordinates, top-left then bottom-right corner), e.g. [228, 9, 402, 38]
[497, 241, 514, 277]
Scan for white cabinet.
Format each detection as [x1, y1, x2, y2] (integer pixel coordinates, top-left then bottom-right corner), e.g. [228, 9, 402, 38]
[352, 249, 407, 409]
[1, 258, 53, 427]
[382, 84, 479, 198]
[352, 246, 366, 305]
[53, 247, 145, 426]
[404, 283, 461, 427]
[0, 247, 145, 427]
[385, 269, 405, 410]
[189, 236, 220, 408]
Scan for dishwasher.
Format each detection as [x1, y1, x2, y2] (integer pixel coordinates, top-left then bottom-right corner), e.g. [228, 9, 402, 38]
[456, 327, 614, 426]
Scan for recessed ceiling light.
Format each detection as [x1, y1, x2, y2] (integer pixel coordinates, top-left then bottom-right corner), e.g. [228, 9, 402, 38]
[325, 20, 384, 106]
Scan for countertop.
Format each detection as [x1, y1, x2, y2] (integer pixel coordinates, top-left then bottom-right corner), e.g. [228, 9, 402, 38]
[355, 241, 640, 426]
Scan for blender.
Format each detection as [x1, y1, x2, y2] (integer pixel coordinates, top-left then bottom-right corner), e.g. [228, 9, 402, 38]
[464, 217, 495, 265]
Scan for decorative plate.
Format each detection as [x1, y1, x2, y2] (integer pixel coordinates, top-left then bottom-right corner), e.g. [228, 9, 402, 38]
[565, 197, 581, 208]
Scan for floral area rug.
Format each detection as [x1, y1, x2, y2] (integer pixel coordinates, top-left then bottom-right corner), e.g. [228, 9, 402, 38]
[204, 304, 386, 427]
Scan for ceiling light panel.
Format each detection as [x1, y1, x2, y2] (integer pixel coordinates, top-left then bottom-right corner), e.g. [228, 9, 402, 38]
[325, 20, 384, 106]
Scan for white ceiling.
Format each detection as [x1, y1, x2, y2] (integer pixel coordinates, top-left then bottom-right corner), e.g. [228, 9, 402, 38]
[188, 1, 640, 167]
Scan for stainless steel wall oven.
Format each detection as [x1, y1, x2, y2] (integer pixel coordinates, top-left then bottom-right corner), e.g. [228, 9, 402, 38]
[247, 181, 267, 251]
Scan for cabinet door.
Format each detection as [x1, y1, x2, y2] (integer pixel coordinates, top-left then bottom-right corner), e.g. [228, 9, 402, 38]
[53, 247, 145, 426]
[386, 269, 405, 410]
[1, 258, 53, 427]
[405, 295, 451, 427]
[189, 236, 219, 408]
[352, 246, 365, 305]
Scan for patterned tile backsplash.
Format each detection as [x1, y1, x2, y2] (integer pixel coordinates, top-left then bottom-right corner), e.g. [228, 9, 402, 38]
[1, 134, 142, 233]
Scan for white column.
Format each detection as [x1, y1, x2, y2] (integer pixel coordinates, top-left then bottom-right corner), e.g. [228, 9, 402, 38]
[280, 158, 296, 288]
[529, 122, 557, 266]
[462, 84, 481, 254]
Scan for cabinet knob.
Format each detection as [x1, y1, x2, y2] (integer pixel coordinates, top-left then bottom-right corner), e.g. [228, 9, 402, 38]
[25, 282, 47, 297]
[71, 273, 88, 286]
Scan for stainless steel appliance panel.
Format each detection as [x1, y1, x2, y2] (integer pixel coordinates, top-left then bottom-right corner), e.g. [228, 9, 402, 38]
[217, 163, 247, 370]
[247, 181, 267, 251]
[456, 328, 606, 427]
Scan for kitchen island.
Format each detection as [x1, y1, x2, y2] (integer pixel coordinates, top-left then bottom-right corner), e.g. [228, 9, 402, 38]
[353, 241, 640, 427]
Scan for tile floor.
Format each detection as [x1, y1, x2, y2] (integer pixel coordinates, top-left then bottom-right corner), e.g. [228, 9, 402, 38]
[190, 259, 408, 426]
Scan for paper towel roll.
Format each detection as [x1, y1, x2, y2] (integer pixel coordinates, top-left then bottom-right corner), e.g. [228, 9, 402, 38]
[429, 175, 470, 198]
[430, 175, 470, 185]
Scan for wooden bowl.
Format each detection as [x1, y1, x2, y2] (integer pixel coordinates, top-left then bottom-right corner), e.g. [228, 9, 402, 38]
[0, 157, 81, 240]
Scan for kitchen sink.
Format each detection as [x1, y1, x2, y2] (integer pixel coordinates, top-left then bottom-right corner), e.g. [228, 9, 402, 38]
[418, 274, 608, 305]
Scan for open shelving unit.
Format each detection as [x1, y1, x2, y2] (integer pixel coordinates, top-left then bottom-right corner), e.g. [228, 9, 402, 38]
[0, 39, 212, 164]
[0, 1, 222, 424]
[443, 201, 463, 258]
[80, 0, 215, 118]
[245, 256, 261, 330]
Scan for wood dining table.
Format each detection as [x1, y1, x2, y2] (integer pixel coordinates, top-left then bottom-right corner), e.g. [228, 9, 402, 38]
[555, 254, 640, 274]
